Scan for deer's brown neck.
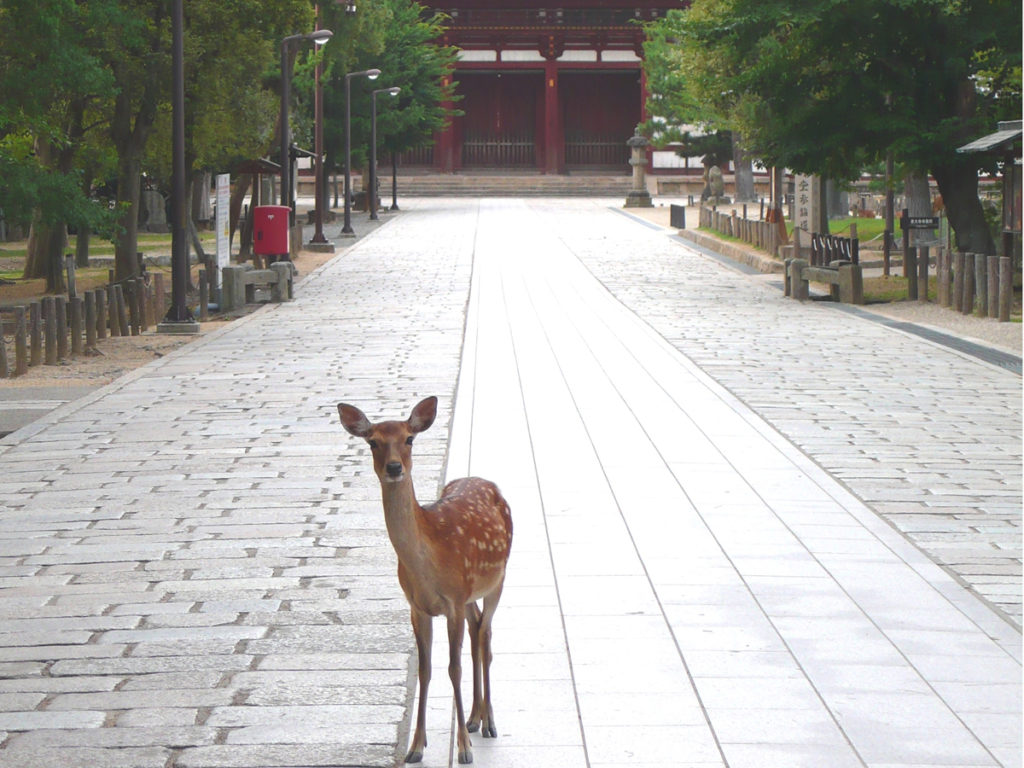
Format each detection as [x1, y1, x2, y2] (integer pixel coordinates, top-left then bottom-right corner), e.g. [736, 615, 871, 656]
[379, 477, 428, 566]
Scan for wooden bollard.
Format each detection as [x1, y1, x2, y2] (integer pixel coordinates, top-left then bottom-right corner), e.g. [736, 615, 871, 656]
[126, 281, 141, 336]
[962, 253, 975, 315]
[937, 248, 951, 307]
[95, 288, 107, 340]
[987, 255, 999, 319]
[42, 297, 57, 365]
[55, 296, 68, 360]
[0, 327, 8, 378]
[106, 285, 119, 336]
[84, 291, 97, 350]
[153, 273, 166, 322]
[918, 245, 929, 302]
[29, 302, 42, 366]
[198, 269, 209, 321]
[906, 247, 918, 301]
[113, 284, 129, 337]
[952, 251, 965, 311]
[999, 256, 1012, 322]
[138, 278, 150, 331]
[14, 306, 28, 376]
[974, 251, 988, 316]
[70, 296, 84, 356]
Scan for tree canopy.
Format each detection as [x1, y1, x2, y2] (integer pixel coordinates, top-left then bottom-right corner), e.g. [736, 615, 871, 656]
[1, 0, 460, 285]
[644, 0, 1022, 252]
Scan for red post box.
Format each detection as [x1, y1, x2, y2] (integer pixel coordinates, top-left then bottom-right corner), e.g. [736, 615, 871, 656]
[253, 206, 290, 257]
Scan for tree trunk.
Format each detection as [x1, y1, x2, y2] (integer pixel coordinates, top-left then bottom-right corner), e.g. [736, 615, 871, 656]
[113, 152, 143, 283]
[22, 137, 68, 293]
[111, 60, 159, 283]
[904, 169, 934, 247]
[24, 214, 67, 294]
[731, 133, 756, 202]
[932, 162, 995, 255]
[228, 173, 252, 247]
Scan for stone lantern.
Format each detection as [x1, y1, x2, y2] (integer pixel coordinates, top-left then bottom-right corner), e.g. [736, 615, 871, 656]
[625, 128, 653, 208]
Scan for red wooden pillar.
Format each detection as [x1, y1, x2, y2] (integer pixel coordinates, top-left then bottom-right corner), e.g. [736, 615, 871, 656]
[543, 59, 563, 174]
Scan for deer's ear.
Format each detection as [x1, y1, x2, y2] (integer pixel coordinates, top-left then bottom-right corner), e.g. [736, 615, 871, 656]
[338, 403, 373, 438]
[408, 396, 437, 434]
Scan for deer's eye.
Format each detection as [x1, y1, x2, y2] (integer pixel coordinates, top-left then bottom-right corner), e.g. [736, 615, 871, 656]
[367, 440, 379, 450]
[405, 436, 414, 446]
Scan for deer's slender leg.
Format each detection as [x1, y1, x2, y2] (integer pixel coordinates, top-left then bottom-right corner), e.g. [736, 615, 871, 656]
[466, 602, 484, 734]
[405, 607, 432, 764]
[447, 604, 473, 764]
[477, 583, 503, 738]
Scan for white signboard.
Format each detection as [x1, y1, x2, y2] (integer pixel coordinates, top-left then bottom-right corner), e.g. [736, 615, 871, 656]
[215, 173, 230, 271]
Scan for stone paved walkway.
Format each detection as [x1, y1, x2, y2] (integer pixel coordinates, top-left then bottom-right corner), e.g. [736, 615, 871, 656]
[0, 198, 1019, 768]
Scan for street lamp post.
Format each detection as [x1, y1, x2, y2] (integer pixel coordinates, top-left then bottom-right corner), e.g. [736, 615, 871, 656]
[342, 68, 381, 236]
[369, 87, 400, 221]
[280, 30, 333, 233]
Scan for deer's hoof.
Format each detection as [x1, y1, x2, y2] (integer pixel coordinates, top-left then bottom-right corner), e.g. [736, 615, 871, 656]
[482, 721, 498, 738]
[457, 750, 474, 764]
[404, 750, 423, 764]
[467, 719, 479, 733]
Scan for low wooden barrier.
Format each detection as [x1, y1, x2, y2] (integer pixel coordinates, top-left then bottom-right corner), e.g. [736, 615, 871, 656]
[698, 205, 783, 257]
[0, 273, 165, 379]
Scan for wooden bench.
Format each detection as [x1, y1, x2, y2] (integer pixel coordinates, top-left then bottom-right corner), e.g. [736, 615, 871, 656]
[221, 263, 293, 312]
[785, 258, 864, 305]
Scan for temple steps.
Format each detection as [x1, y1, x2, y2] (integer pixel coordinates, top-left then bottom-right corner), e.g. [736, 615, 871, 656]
[393, 172, 633, 197]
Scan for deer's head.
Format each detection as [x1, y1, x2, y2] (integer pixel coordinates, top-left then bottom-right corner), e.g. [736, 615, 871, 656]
[338, 396, 437, 484]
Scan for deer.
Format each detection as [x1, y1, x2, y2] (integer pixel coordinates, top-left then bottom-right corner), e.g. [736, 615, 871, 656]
[337, 396, 513, 765]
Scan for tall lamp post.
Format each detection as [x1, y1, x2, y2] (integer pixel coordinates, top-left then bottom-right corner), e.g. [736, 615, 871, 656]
[342, 68, 381, 236]
[280, 30, 333, 230]
[369, 87, 401, 221]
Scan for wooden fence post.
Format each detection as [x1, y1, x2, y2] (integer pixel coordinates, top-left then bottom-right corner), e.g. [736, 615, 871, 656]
[107, 285, 119, 336]
[85, 291, 97, 351]
[918, 245, 929, 302]
[907, 247, 918, 301]
[153, 273, 166, 322]
[999, 256, 1012, 322]
[70, 296, 84, 356]
[55, 296, 68, 360]
[974, 252, 988, 316]
[198, 269, 209, 321]
[986, 255, 999, 319]
[0, 324, 8, 378]
[126, 281, 141, 336]
[95, 288, 107, 340]
[952, 251, 964, 311]
[113, 284, 129, 337]
[29, 302, 42, 366]
[962, 253, 976, 315]
[14, 306, 28, 376]
[42, 297, 57, 365]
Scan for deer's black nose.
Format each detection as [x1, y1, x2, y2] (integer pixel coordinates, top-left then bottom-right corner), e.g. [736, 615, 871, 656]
[386, 462, 403, 478]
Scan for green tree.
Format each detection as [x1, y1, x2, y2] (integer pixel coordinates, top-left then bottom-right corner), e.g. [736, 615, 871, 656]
[373, 1, 460, 161]
[0, 0, 120, 291]
[641, 6, 748, 201]
[107, 0, 312, 281]
[653, 0, 1021, 253]
[309, 0, 458, 190]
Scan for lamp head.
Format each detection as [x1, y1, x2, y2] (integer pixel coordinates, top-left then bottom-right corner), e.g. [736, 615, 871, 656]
[387, 87, 401, 97]
[367, 68, 381, 80]
[309, 29, 333, 46]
